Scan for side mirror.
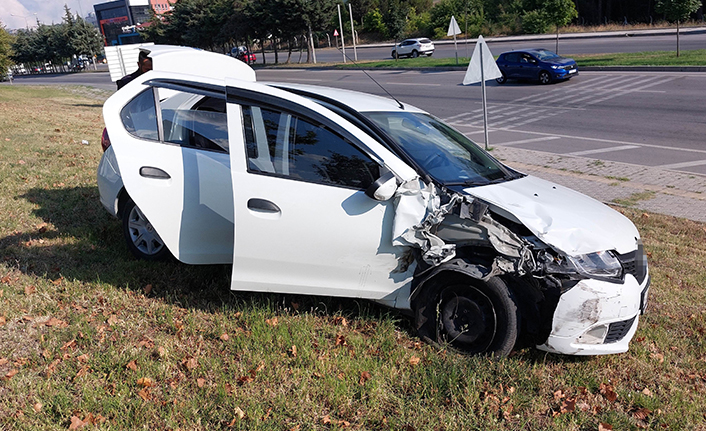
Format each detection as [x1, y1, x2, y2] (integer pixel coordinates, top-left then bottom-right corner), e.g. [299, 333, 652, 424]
[365, 171, 398, 201]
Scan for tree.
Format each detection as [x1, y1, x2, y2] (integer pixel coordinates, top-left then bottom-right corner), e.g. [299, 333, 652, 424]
[656, 0, 701, 56]
[0, 22, 14, 78]
[542, 0, 578, 53]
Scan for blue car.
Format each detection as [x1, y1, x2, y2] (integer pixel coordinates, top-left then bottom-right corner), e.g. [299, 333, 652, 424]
[495, 49, 578, 85]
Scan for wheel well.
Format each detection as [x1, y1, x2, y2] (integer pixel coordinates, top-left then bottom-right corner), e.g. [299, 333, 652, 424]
[117, 188, 130, 220]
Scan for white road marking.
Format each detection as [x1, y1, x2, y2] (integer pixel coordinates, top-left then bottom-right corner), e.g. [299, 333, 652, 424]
[568, 145, 641, 156]
[383, 82, 441, 86]
[497, 136, 562, 146]
[655, 160, 706, 169]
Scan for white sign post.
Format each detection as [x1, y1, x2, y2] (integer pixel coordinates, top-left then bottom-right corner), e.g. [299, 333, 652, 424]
[447, 16, 462, 65]
[337, 4, 346, 63]
[462, 35, 502, 150]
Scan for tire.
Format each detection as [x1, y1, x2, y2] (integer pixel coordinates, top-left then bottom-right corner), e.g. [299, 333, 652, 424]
[391, 51, 397, 59]
[414, 275, 519, 356]
[122, 198, 169, 261]
[411, 50, 419, 58]
[538, 70, 552, 85]
[496, 73, 507, 84]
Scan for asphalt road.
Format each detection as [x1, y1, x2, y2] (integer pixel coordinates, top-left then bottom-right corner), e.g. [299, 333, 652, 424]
[265, 31, 706, 63]
[6, 65, 706, 175]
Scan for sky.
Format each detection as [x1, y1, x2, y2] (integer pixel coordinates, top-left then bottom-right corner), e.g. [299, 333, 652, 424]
[1, 0, 107, 30]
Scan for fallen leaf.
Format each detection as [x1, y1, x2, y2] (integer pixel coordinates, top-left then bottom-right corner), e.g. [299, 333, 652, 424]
[61, 339, 77, 350]
[288, 345, 297, 358]
[633, 408, 652, 420]
[137, 377, 154, 388]
[599, 383, 618, 402]
[650, 352, 665, 364]
[409, 356, 421, 366]
[24, 285, 36, 295]
[0, 358, 8, 366]
[265, 317, 278, 326]
[137, 388, 151, 401]
[599, 423, 613, 431]
[322, 415, 331, 425]
[126, 360, 137, 371]
[51, 278, 62, 286]
[576, 400, 591, 412]
[33, 402, 43, 413]
[335, 334, 347, 346]
[225, 383, 234, 395]
[237, 375, 253, 385]
[220, 333, 230, 341]
[0, 316, 5, 326]
[5, 369, 18, 379]
[182, 357, 198, 370]
[197, 378, 206, 387]
[45, 317, 68, 328]
[77, 354, 89, 363]
[642, 388, 652, 396]
[333, 316, 348, 326]
[69, 415, 86, 430]
[234, 406, 245, 419]
[74, 366, 89, 380]
[359, 371, 372, 385]
[143, 284, 153, 295]
[560, 397, 576, 413]
[553, 389, 565, 402]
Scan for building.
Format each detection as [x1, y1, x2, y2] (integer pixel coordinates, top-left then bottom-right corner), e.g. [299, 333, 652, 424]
[93, 0, 153, 46]
[149, 0, 177, 16]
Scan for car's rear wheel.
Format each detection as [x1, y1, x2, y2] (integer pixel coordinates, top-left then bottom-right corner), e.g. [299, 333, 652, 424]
[496, 73, 507, 84]
[414, 275, 519, 356]
[391, 50, 397, 59]
[539, 70, 552, 85]
[122, 198, 169, 261]
[411, 50, 419, 58]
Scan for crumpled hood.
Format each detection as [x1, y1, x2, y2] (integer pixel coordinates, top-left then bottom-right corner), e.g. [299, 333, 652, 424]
[465, 175, 639, 255]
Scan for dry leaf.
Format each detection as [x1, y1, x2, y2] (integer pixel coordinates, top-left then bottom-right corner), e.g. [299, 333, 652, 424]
[333, 316, 348, 326]
[288, 345, 297, 358]
[137, 388, 151, 401]
[560, 397, 576, 413]
[633, 408, 652, 420]
[143, 284, 152, 295]
[0, 358, 8, 366]
[69, 415, 86, 430]
[61, 339, 77, 350]
[137, 377, 154, 388]
[553, 389, 565, 402]
[234, 406, 245, 419]
[5, 369, 18, 379]
[598, 423, 613, 431]
[599, 383, 618, 402]
[24, 285, 36, 295]
[265, 317, 278, 326]
[650, 352, 665, 364]
[197, 378, 206, 387]
[359, 371, 372, 385]
[182, 357, 198, 370]
[33, 402, 43, 413]
[0, 316, 5, 326]
[409, 356, 421, 366]
[74, 366, 89, 380]
[642, 388, 652, 396]
[126, 360, 138, 371]
[220, 333, 230, 341]
[335, 334, 347, 346]
[237, 375, 253, 385]
[77, 354, 89, 363]
[322, 415, 332, 425]
[45, 317, 68, 328]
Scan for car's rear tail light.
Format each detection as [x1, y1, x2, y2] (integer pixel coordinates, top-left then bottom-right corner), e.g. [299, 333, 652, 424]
[101, 128, 111, 152]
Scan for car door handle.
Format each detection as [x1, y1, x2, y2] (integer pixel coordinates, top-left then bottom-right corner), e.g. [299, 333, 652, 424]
[247, 198, 280, 213]
[140, 166, 171, 179]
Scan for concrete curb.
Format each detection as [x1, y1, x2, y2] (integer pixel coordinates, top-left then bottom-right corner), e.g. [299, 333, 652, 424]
[580, 65, 706, 72]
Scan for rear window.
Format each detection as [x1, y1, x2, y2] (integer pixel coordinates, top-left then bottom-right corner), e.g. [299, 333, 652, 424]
[121, 89, 158, 141]
[419, 39, 432, 44]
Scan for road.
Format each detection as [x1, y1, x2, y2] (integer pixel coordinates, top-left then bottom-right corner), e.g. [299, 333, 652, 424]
[6, 65, 706, 175]
[264, 31, 706, 63]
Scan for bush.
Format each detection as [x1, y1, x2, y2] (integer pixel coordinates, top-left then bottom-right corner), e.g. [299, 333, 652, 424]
[362, 8, 388, 37]
[522, 9, 550, 34]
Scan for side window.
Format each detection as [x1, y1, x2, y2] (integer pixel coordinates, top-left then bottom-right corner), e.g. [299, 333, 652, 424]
[121, 89, 158, 140]
[241, 105, 380, 189]
[505, 53, 519, 63]
[161, 92, 229, 153]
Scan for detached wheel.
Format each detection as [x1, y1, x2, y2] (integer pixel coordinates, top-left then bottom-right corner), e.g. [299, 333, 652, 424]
[415, 275, 518, 356]
[122, 198, 169, 260]
[538, 70, 552, 85]
[411, 50, 419, 58]
[496, 73, 507, 84]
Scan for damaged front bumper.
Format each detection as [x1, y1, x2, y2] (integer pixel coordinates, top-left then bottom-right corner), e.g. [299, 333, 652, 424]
[538, 271, 650, 355]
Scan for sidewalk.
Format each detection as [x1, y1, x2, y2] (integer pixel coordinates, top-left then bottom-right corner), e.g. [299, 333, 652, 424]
[491, 146, 706, 223]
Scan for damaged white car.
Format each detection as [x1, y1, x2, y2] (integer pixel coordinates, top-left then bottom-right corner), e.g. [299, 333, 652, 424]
[98, 46, 650, 356]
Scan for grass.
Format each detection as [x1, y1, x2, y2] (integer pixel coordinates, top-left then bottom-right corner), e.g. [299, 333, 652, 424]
[612, 191, 658, 207]
[1, 85, 706, 429]
[298, 49, 706, 69]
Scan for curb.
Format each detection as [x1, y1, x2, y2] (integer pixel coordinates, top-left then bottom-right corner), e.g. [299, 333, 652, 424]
[580, 65, 706, 72]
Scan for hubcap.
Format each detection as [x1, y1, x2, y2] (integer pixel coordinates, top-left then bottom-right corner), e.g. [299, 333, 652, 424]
[128, 206, 164, 255]
[439, 287, 497, 352]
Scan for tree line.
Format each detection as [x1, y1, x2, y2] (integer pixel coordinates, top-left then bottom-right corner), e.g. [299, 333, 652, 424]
[3, 6, 103, 74]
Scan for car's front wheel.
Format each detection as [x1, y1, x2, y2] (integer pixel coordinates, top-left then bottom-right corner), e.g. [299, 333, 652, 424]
[415, 275, 519, 356]
[496, 73, 507, 84]
[122, 198, 169, 261]
[538, 70, 552, 85]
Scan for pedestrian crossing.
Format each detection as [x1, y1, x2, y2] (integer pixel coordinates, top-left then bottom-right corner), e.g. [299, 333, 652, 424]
[443, 74, 677, 131]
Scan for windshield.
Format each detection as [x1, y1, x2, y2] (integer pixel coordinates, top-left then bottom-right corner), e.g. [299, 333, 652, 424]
[534, 50, 562, 61]
[364, 112, 516, 186]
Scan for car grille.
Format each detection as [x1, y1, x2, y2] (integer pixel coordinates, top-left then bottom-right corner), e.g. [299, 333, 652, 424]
[561, 65, 576, 70]
[604, 316, 636, 344]
[617, 243, 648, 284]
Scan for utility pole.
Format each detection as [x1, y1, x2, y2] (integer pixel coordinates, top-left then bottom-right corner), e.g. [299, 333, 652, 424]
[337, 4, 346, 63]
[348, 3, 357, 61]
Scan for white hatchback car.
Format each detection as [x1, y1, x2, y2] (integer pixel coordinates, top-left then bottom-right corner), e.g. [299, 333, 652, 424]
[391, 38, 435, 58]
[98, 45, 649, 357]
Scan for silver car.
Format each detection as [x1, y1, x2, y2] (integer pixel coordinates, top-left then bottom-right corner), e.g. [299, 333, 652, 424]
[391, 38, 435, 58]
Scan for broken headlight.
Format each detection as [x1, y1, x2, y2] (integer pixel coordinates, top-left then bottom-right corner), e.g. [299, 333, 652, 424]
[568, 251, 622, 280]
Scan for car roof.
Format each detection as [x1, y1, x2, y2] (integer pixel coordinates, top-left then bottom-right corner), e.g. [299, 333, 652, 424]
[268, 82, 427, 114]
[500, 48, 552, 55]
[141, 45, 256, 82]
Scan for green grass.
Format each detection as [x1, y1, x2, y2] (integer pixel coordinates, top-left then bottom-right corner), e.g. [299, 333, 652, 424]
[1, 86, 706, 429]
[612, 191, 657, 207]
[300, 49, 706, 69]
